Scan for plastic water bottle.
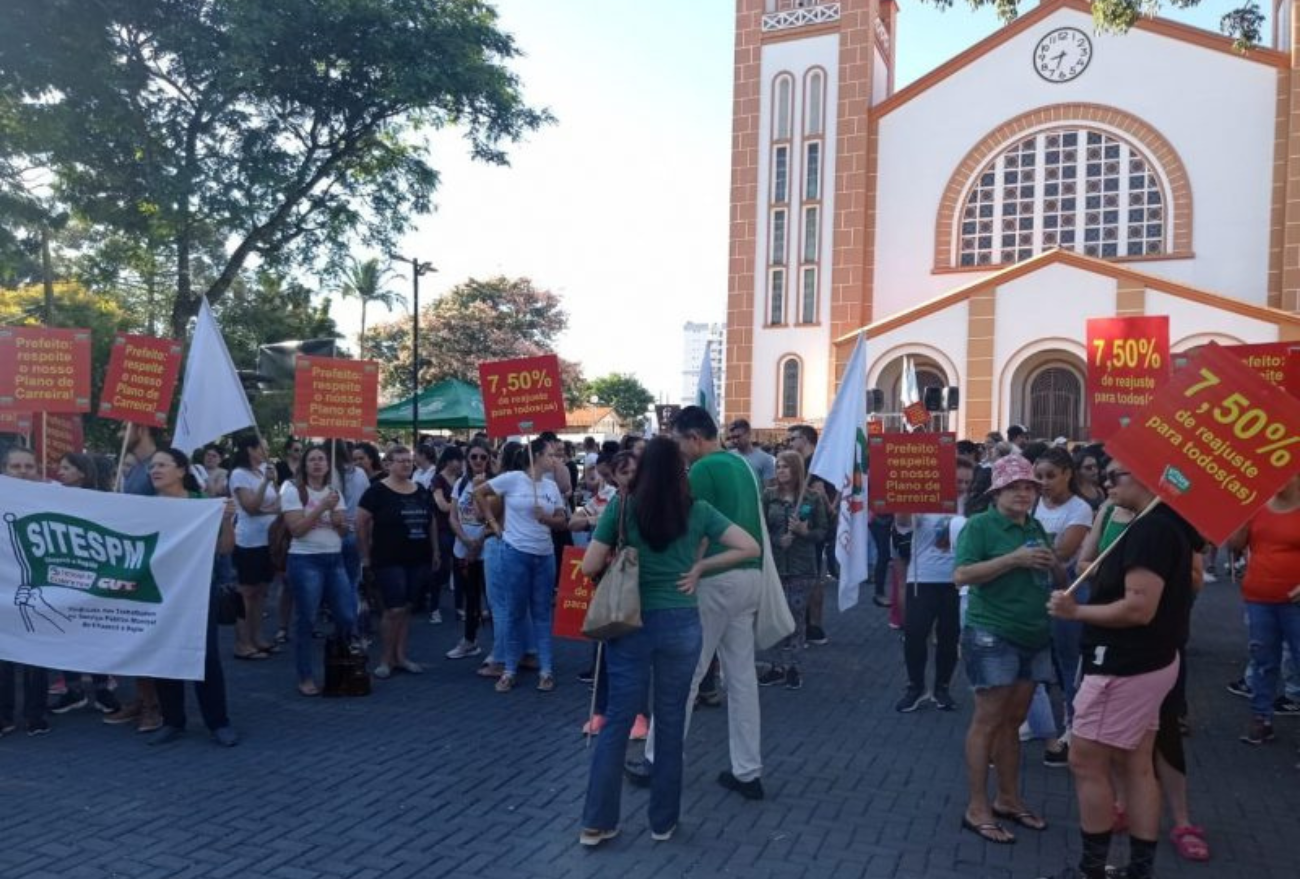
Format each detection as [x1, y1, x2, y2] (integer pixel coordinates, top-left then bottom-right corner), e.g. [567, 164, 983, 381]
[1024, 538, 1052, 589]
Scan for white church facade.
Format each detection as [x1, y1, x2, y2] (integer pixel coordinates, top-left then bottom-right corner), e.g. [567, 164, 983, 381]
[725, 0, 1300, 439]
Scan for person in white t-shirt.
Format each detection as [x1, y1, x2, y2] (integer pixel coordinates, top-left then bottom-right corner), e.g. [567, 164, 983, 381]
[228, 435, 281, 660]
[446, 440, 494, 659]
[893, 457, 975, 714]
[279, 445, 355, 696]
[1032, 445, 1098, 763]
[475, 438, 568, 694]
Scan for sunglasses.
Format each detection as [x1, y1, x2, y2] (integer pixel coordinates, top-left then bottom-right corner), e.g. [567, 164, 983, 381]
[468, 453, 488, 461]
[1103, 470, 1131, 484]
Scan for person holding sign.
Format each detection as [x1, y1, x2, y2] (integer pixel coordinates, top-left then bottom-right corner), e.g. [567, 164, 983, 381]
[578, 436, 759, 847]
[475, 438, 567, 694]
[0, 446, 52, 737]
[1041, 462, 1200, 879]
[953, 455, 1064, 845]
[1227, 473, 1300, 747]
[279, 445, 356, 697]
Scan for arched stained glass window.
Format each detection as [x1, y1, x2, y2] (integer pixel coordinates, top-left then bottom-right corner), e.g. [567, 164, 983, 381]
[958, 127, 1166, 267]
[1027, 366, 1083, 440]
[780, 357, 800, 418]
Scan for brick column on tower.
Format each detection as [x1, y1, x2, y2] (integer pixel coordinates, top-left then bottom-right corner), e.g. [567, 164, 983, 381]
[827, 0, 878, 386]
[1280, 1, 1300, 313]
[723, 0, 764, 422]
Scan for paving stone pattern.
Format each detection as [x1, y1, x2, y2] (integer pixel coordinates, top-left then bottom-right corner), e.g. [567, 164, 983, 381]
[1, 580, 1296, 879]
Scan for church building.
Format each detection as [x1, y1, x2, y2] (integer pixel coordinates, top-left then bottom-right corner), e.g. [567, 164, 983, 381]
[725, 0, 1300, 438]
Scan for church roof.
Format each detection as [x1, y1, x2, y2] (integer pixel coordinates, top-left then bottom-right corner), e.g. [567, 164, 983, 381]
[836, 249, 1300, 345]
[874, 0, 1287, 120]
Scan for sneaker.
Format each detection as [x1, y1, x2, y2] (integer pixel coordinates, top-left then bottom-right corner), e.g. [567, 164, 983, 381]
[1043, 742, 1070, 767]
[476, 662, 505, 679]
[630, 714, 650, 740]
[785, 667, 802, 690]
[136, 709, 164, 734]
[758, 666, 785, 687]
[398, 659, 424, 674]
[1226, 678, 1253, 699]
[26, 719, 51, 737]
[445, 640, 481, 660]
[895, 686, 927, 713]
[93, 689, 121, 714]
[49, 691, 88, 715]
[581, 714, 607, 736]
[578, 827, 619, 847]
[932, 687, 957, 711]
[717, 770, 764, 800]
[103, 701, 141, 725]
[494, 673, 515, 693]
[373, 663, 392, 680]
[536, 673, 555, 692]
[806, 625, 828, 645]
[1241, 717, 1276, 745]
[576, 668, 596, 684]
[1274, 695, 1300, 716]
[695, 688, 722, 708]
[428, 610, 442, 625]
[650, 825, 676, 842]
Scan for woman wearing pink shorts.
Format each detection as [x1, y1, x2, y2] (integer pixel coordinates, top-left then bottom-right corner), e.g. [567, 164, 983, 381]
[1042, 462, 1201, 879]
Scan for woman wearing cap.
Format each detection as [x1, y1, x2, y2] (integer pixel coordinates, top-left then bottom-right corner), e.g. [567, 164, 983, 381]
[953, 455, 1065, 845]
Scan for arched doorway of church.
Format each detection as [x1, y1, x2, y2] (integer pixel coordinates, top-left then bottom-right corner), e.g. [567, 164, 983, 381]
[1010, 352, 1086, 440]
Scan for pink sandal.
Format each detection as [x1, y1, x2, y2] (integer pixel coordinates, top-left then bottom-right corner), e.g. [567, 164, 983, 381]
[1170, 825, 1210, 861]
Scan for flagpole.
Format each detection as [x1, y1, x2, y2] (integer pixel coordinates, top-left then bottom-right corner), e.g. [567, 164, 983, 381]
[40, 412, 47, 480]
[1062, 496, 1162, 596]
[114, 426, 131, 492]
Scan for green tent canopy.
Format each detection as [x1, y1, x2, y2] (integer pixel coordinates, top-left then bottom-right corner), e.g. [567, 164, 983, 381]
[376, 379, 487, 430]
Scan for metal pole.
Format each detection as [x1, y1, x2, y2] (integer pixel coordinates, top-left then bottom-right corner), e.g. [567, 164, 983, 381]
[411, 263, 419, 445]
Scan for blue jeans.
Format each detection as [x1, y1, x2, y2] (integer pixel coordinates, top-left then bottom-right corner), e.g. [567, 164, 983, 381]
[288, 552, 358, 681]
[1245, 600, 1300, 721]
[497, 542, 555, 675]
[583, 607, 702, 834]
[483, 537, 506, 661]
[1051, 581, 1089, 729]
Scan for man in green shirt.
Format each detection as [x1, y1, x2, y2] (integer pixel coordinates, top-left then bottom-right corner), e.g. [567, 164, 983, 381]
[635, 406, 767, 801]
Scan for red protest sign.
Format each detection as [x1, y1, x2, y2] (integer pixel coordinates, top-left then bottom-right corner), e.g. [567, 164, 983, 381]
[867, 417, 884, 436]
[98, 334, 184, 427]
[479, 354, 567, 436]
[1175, 342, 1300, 397]
[553, 545, 594, 641]
[1104, 342, 1300, 544]
[0, 326, 92, 413]
[0, 409, 33, 436]
[902, 401, 929, 429]
[291, 356, 379, 441]
[32, 413, 84, 479]
[1086, 316, 1169, 439]
[866, 432, 958, 514]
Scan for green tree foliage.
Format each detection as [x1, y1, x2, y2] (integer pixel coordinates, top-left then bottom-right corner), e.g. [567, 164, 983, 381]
[339, 258, 404, 357]
[587, 373, 656, 428]
[0, 0, 551, 338]
[366, 275, 585, 406]
[922, 0, 1264, 49]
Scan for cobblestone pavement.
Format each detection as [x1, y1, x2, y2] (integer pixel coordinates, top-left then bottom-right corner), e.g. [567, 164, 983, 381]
[2, 577, 1297, 879]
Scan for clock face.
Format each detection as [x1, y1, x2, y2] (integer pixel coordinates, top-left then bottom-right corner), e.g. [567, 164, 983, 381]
[1033, 27, 1092, 83]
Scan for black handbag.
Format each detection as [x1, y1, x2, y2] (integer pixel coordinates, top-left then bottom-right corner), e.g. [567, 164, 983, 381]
[322, 635, 371, 697]
[214, 582, 244, 626]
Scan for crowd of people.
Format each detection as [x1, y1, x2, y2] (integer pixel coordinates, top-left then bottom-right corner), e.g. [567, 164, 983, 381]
[2, 409, 1297, 879]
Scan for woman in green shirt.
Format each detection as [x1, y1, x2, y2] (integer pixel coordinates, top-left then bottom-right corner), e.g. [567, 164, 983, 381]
[953, 454, 1065, 845]
[578, 437, 758, 847]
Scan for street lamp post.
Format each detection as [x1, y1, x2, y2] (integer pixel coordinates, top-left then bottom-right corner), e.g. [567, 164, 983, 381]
[392, 255, 436, 444]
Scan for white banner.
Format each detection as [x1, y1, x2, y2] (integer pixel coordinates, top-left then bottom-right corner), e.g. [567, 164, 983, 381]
[0, 476, 224, 680]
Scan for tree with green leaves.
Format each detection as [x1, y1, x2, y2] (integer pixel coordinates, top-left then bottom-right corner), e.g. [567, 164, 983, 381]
[366, 274, 586, 406]
[0, 0, 551, 338]
[339, 258, 404, 358]
[587, 373, 656, 430]
[924, 0, 1264, 49]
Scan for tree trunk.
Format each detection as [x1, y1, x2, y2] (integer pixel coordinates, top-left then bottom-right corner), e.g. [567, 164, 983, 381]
[359, 301, 368, 358]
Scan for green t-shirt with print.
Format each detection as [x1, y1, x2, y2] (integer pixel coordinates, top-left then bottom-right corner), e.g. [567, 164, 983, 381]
[954, 507, 1053, 649]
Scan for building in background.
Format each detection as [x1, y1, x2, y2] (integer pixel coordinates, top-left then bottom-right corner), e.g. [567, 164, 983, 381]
[681, 321, 726, 414]
[726, 0, 1300, 438]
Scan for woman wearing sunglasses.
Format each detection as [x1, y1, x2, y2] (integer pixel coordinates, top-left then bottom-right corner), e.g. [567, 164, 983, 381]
[447, 441, 494, 659]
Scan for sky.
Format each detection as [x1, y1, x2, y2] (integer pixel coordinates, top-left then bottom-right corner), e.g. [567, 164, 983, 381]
[328, 0, 1269, 403]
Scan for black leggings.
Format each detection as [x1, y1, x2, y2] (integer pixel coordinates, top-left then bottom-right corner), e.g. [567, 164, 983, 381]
[903, 582, 960, 690]
[157, 595, 229, 732]
[456, 558, 485, 643]
[870, 519, 893, 598]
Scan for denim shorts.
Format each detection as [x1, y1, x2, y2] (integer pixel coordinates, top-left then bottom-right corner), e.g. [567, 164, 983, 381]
[373, 564, 430, 610]
[961, 626, 1053, 691]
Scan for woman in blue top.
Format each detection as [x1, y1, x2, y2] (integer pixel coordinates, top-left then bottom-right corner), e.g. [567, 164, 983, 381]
[577, 437, 759, 847]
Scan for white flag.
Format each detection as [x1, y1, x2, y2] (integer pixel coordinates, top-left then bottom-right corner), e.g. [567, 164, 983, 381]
[172, 297, 257, 452]
[900, 354, 922, 433]
[809, 333, 870, 610]
[696, 340, 717, 418]
[0, 476, 223, 679]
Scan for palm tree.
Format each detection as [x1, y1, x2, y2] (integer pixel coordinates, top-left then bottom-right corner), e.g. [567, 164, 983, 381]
[339, 257, 404, 357]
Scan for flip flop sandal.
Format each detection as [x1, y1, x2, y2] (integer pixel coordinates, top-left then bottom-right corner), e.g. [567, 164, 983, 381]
[961, 816, 1015, 845]
[1170, 825, 1210, 861]
[992, 807, 1048, 831]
